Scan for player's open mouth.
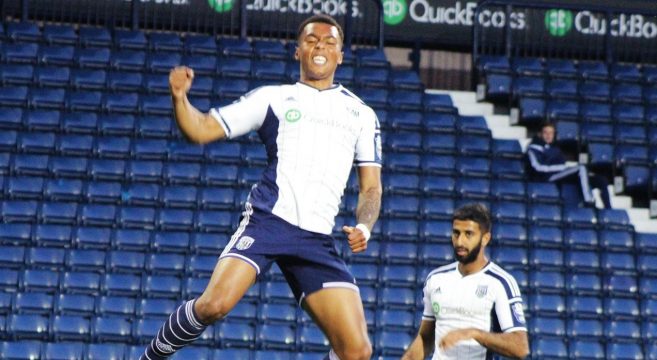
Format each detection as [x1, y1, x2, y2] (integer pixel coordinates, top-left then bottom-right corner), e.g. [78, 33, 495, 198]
[313, 56, 327, 65]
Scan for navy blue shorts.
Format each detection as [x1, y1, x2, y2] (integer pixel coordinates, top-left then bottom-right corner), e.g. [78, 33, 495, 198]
[220, 204, 358, 303]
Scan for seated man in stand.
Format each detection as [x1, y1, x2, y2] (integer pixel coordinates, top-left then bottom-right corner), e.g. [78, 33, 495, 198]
[527, 122, 611, 209]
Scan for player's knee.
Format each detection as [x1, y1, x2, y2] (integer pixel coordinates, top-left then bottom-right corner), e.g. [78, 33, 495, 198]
[337, 339, 372, 360]
[194, 296, 232, 324]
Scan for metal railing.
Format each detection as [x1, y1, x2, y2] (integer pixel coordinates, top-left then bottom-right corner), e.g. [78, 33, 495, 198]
[2, 0, 383, 47]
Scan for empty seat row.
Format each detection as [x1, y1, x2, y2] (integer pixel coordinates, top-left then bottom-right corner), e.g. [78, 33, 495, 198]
[478, 56, 652, 83]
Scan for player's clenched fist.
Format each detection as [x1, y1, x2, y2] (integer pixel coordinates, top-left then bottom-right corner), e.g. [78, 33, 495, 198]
[169, 66, 194, 99]
[343, 225, 368, 253]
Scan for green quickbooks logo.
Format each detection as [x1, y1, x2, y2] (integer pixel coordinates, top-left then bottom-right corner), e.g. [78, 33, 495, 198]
[545, 9, 573, 37]
[432, 302, 440, 315]
[383, 0, 407, 26]
[285, 109, 301, 123]
[208, 0, 234, 13]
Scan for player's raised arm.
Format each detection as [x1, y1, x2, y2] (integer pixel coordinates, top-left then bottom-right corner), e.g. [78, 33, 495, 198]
[402, 319, 436, 360]
[343, 165, 381, 253]
[170, 66, 226, 144]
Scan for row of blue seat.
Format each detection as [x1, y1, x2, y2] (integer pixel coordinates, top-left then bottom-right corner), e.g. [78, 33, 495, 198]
[532, 338, 657, 360]
[1, 21, 391, 67]
[0, 341, 334, 360]
[478, 55, 655, 84]
[515, 97, 657, 125]
[0, 62, 421, 90]
[0, 85, 451, 113]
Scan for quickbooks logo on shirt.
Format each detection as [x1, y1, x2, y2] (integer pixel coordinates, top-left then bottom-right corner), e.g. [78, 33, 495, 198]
[285, 109, 302, 123]
[432, 301, 440, 314]
[208, 0, 234, 13]
[545, 9, 573, 37]
[383, 0, 407, 25]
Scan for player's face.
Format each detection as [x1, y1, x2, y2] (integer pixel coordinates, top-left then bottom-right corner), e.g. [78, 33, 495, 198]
[451, 220, 489, 264]
[296, 22, 343, 83]
[541, 126, 555, 144]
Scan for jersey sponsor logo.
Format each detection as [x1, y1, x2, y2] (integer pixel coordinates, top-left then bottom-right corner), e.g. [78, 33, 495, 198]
[512, 302, 526, 324]
[155, 339, 174, 354]
[236, 236, 255, 250]
[285, 109, 302, 123]
[475, 284, 488, 298]
[432, 301, 441, 314]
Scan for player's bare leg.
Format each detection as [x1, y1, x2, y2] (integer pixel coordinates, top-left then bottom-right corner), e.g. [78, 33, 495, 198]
[303, 287, 372, 360]
[140, 257, 256, 359]
[194, 257, 258, 323]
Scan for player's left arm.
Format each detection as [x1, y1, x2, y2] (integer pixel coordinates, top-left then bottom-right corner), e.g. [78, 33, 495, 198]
[440, 328, 528, 359]
[343, 165, 381, 253]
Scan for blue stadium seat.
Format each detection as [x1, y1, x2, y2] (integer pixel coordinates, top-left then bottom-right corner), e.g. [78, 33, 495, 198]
[253, 40, 287, 60]
[219, 38, 253, 58]
[529, 293, 565, 317]
[547, 79, 578, 100]
[420, 176, 455, 197]
[612, 83, 643, 104]
[27, 247, 66, 270]
[615, 144, 649, 167]
[454, 178, 490, 200]
[578, 61, 608, 80]
[93, 316, 132, 342]
[0, 245, 25, 269]
[1, 43, 39, 64]
[127, 160, 163, 182]
[13, 292, 53, 315]
[102, 273, 141, 297]
[579, 81, 610, 102]
[217, 58, 252, 79]
[184, 34, 217, 54]
[483, 74, 511, 101]
[146, 253, 185, 275]
[567, 296, 603, 319]
[75, 47, 110, 68]
[420, 197, 454, 220]
[42, 23, 77, 45]
[547, 100, 579, 121]
[56, 134, 93, 156]
[638, 254, 657, 275]
[389, 69, 423, 90]
[546, 59, 577, 78]
[354, 67, 389, 88]
[529, 316, 565, 338]
[38, 45, 75, 66]
[567, 273, 602, 296]
[491, 246, 527, 269]
[297, 323, 329, 352]
[71, 226, 110, 250]
[96, 296, 135, 318]
[354, 48, 389, 68]
[531, 338, 567, 359]
[143, 275, 181, 299]
[65, 249, 105, 272]
[149, 32, 182, 52]
[601, 252, 636, 274]
[6, 22, 40, 42]
[565, 250, 599, 273]
[0, 341, 42, 359]
[357, 88, 388, 109]
[529, 248, 564, 271]
[423, 113, 456, 133]
[147, 52, 181, 73]
[610, 63, 642, 83]
[84, 181, 122, 204]
[491, 201, 527, 224]
[110, 50, 146, 71]
[515, 98, 545, 126]
[477, 55, 510, 74]
[108, 251, 145, 274]
[614, 104, 644, 124]
[512, 57, 544, 76]
[0, 269, 19, 291]
[2, 200, 39, 222]
[604, 297, 639, 319]
[118, 206, 156, 230]
[0, 107, 23, 129]
[86, 343, 126, 360]
[600, 230, 634, 251]
[527, 204, 561, 226]
[568, 340, 604, 359]
[604, 342, 643, 360]
[51, 315, 90, 341]
[0, 223, 32, 246]
[61, 271, 100, 295]
[605, 320, 641, 340]
[529, 272, 566, 293]
[605, 274, 638, 297]
[7, 176, 44, 200]
[42, 341, 86, 360]
[55, 294, 94, 317]
[422, 133, 455, 154]
[386, 153, 421, 173]
[380, 286, 416, 309]
[375, 329, 412, 356]
[132, 318, 162, 343]
[512, 76, 544, 98]
[8, 313, 50, 339]
[527, 182, 560, 204]
[257, 323, 296, 350]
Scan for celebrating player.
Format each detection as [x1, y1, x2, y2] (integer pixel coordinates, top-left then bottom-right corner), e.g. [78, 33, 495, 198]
[140, 14, 382, 360]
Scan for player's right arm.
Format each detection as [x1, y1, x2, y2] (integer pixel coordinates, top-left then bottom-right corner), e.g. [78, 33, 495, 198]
[402, 319, 435, 360]
[170, 66, 227, 144]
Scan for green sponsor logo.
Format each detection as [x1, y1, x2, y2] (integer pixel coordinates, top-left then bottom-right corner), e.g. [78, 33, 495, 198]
[432, 301, 440, 315]
[383, 0, 407, 26]
[545, 9, 573, 37]
[285, 109, 302, 123]
[208, 0, 234, 13]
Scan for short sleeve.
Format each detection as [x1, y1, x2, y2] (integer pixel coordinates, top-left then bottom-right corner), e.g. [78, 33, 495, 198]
[354, 108, 382, 167]
[209, 86, 273, 139]
[494, 277, 527, 333]
[422, 281, 435, 321]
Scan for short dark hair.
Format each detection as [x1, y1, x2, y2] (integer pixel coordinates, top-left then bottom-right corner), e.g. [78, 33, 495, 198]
[297, 14, 344, 44]
[541, 122, 556, 131]
[453, 203, 491, 234]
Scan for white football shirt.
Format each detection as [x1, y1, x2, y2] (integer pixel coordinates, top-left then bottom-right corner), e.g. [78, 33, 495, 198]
[209, 82, 381, 235]
[422, 261, 527, 360]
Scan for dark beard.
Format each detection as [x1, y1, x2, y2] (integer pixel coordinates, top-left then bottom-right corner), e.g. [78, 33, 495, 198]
[454, 238, 482, 265]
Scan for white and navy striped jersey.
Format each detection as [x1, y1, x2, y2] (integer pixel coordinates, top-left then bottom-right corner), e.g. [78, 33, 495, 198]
[422, 261, 527, 360]
[209, 82, 381, 235]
